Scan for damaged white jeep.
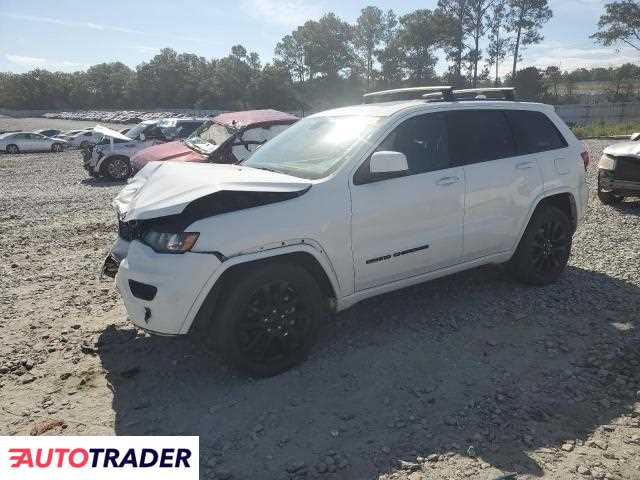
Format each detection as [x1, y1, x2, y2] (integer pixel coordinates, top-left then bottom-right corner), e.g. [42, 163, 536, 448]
[106, 87, 588, 376]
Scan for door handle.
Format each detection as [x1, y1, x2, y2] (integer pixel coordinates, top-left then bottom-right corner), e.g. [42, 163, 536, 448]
[516, 161, 536, 170]
[436, 176, 460, 186]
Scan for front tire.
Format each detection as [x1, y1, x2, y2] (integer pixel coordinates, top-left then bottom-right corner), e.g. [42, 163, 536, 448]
[51, 143, 64, 153]
[6, 144, 19, 154]
[508, 205, 572, 285]
[215, 262, 324, 377]
[102, 156, 131, 181]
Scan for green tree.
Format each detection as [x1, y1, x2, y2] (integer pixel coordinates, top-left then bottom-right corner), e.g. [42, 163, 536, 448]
[436, 0, 470, 86]
[510, 66, 544, 100]
[395, 9, 440, 84]
[354, 6, 395, 89]
[506, 0, 552, 79]
[275, 29, 307, 83]
[298, 13, 354, 79]
[544, 65, 562, 99]
[486, 0, 509, 85]
[466, 0, 495, 87]
[591, 1, 640, 51]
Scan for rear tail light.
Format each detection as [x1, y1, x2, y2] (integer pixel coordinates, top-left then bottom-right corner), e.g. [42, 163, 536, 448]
[580, 150, 590, 171]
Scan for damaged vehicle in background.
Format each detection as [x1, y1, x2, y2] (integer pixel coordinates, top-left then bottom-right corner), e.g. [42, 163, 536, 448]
[84, 118, 205, 181]
[598, 138, 640, 204]
[130, 109, 298, 173]
[104, 87, 589, 377]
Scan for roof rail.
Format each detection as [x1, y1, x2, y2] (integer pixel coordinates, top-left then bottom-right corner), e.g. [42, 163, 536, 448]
[452, 87, 515, 101]
[363, 86, 453, 104]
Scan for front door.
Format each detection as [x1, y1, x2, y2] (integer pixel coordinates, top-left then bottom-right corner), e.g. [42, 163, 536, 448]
[350, 113, 465, 291]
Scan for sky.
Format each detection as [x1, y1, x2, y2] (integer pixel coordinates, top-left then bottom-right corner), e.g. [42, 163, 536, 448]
[0, 0, 638, 77]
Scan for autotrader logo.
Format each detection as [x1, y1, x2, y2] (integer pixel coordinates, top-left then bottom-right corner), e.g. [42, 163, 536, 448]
[1, 436, 198, 480]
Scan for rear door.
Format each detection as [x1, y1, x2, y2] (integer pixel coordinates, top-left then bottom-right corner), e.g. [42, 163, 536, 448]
[350, 112, 465, 291]
[447, 109, 544, 260]
[505, 110, 570, 195]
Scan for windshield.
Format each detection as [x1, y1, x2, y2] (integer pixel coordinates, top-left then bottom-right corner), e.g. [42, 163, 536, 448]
[244, 115, 382, 180]
[126, 122, 152, 140]
[185, 121, 234, 153]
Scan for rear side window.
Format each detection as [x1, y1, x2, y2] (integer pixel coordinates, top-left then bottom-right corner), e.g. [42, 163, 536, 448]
[447, 110, 515, 165]
[506, 110, 568, 154]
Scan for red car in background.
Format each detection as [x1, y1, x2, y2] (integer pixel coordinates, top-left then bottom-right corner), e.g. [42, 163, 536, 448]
[130, 109, 298, 174]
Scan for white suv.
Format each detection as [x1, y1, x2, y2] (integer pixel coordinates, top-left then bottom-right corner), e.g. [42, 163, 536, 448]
[106, 87, 589, 376]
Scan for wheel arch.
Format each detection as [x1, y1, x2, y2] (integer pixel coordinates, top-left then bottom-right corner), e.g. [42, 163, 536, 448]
[97, 154, 131, 174]
[514, 190, 577, 253]
[186, 244, 340, 335]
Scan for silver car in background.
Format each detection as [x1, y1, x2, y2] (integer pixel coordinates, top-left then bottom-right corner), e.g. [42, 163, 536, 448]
[0, 132, 68, 153]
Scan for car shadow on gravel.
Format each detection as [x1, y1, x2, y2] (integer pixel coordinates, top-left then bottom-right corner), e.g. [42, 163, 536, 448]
[612, 198, 640, 216]
[81, 178, 127, 187]
[98, 265, 640, 479]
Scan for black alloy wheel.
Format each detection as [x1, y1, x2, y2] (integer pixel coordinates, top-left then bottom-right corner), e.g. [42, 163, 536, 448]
[216, 262, 324, 376]
[529, 216, 569, 277]
[236, 281, 312, 366]
[508, 205, 572, 285]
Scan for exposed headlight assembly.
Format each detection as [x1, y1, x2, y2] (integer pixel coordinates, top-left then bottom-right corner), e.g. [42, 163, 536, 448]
[598, 154, 616, 171]
[142, 231, 199, 253]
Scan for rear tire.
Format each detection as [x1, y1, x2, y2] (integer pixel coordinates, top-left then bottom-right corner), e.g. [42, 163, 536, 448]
[508, 205, 572, 285]
[6, 144, 19, 154]
[101, 156, 131, 181]
[215, 262, 324, 377]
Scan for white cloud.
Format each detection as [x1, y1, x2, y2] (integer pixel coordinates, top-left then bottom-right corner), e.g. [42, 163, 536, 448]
[133, 45, 160, 54]
[1, 13, 144, 35]
[6, 54, 86, 71]
[241, 0, 323, 28]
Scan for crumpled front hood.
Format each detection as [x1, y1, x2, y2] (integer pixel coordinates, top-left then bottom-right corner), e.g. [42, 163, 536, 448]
[113, 162, 311, 221]
[603, 141, 640, 159]
[132, 141, 208, 166]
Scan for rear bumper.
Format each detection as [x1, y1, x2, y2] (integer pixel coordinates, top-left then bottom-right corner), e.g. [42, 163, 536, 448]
[114, 241, 222, 335]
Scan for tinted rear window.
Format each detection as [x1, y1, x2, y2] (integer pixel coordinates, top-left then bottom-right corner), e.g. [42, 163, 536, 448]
[447, 110, 516, 165]
[506, 110, 568, 154]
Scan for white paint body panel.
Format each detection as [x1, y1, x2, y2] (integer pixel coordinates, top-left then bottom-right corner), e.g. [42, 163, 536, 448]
[113, 100, 588, 335]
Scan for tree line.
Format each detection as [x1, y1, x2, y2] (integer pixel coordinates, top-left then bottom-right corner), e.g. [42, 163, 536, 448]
[0, 1, 638, 111]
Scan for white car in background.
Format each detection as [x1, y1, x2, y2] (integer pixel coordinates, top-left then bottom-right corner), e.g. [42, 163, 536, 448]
[0, 132, 68, 153]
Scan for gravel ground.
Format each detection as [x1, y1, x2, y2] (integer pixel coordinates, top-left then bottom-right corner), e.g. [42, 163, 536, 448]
[1, 118, 639, 480]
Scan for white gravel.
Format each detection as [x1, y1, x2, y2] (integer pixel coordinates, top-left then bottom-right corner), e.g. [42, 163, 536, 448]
[1, 118, 639, 480]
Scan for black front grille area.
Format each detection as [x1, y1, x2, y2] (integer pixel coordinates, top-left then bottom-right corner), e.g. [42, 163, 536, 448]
[614, 157, 640, 182]
[118, 220, 145, 241]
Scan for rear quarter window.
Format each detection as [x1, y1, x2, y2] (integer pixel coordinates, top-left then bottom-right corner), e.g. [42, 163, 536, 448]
[506, 110, 568, 154]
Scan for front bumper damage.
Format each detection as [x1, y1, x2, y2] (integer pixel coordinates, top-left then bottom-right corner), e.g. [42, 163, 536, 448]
[114, 241, 221, 335]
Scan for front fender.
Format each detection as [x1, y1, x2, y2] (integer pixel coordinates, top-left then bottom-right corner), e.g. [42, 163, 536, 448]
[180, 241, 341, 334]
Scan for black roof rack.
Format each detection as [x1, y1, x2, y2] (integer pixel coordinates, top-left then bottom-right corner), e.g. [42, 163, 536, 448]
[363, 86, 516, 104]
[452, 87, 515, 101]
[363, 86, 453, 104]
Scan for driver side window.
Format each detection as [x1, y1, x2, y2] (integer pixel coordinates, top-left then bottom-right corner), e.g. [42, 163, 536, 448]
[354, 112, 450, 184]
[380, 113, 450, 174]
